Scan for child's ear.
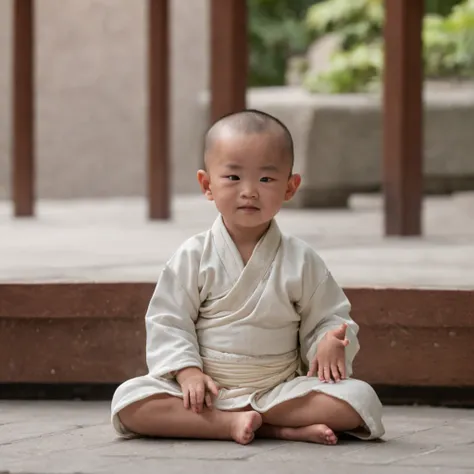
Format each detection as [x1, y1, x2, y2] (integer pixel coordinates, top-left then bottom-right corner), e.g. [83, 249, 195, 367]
[285, 173, 302, 201]
[197, 170, 214, 201]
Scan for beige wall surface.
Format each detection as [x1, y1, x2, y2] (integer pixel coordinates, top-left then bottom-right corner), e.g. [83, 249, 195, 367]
[0, 0, 209, 200]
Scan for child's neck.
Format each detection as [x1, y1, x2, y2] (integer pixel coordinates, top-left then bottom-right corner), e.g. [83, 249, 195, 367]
[223, 219, 271, 265]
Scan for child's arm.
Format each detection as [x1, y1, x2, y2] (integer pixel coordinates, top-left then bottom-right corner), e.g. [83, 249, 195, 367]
[298, 264, 360, 380]
[145, 261, 202, 380]
[144, 245, 220, 413]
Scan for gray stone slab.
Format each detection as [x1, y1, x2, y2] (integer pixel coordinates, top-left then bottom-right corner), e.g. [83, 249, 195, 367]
[1, 403, 474, 474]
[111, 459, 472, 474]
[0, 420, 80, 446]
[0, 451, 128, 474]
[394, 447, 474, 469]
[93, 437, 284, 460]
[1, 193, 474, 289]
[0, 401, 110, 424]
[3, 424, 114, 457]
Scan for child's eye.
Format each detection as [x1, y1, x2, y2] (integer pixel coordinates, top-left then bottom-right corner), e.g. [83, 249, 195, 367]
[260, 177, 274, 183]
[226, 175, 240, 181]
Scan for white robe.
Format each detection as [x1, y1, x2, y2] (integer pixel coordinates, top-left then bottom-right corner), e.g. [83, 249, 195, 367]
[111, 216, 385, 440]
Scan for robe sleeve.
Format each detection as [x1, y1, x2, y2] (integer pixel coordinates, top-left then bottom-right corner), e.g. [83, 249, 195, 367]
[145, 250, 203, 379]
[298, 264, 360, 377]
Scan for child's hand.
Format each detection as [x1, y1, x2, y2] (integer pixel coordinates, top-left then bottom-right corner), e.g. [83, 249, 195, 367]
[307, 323, 349, 383]
[176, 367, 219, 413]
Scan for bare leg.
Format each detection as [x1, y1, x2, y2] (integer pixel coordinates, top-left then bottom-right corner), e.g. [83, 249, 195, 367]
[258, 392, 364, 445]
[117, 394, 262, 445]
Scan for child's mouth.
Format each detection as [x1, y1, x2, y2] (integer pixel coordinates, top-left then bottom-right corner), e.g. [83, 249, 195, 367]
[238, 206, 260, 211]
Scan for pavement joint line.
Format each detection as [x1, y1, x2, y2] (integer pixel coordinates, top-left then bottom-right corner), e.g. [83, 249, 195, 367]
[0, 424, 106, 447]
[387, 445, 443, 464]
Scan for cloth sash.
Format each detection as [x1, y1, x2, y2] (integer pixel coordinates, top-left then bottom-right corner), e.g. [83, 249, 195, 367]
[201, 347, 299, 393]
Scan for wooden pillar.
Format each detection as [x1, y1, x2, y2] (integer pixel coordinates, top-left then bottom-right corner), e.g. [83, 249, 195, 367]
[148, 0, 170, 220]
[210, 0, 247, 123]
[12, 0, 35, 217]
[383, 0, 424, 236]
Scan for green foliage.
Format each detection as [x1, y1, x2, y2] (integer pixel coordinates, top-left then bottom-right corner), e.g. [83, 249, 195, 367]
[303, 0, 474, 93]
[305, 0, 381, 30]
[430, 0, 474, 75]
[426, 0, 464, 15]
[248, 0, 317, 86]
[304, 43, 383, 93]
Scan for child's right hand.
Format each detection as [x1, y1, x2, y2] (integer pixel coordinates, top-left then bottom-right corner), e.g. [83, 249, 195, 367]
[176, 367, 219, 413]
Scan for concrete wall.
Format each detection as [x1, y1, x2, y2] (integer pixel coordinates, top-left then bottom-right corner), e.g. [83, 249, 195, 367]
[0, 0, 209, 200]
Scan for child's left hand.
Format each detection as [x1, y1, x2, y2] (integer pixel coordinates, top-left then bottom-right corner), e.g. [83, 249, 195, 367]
[307, 323, 349, 383]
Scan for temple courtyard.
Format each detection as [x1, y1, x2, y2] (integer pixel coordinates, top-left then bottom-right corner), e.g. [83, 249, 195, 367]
[1, 193, 473, 473]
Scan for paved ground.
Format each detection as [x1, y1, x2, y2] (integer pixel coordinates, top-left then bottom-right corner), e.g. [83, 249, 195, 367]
[1, 192, 474, 288]
[0, 402, 473, 474]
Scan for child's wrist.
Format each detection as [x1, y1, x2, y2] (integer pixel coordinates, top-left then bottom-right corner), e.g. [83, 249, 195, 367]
[176, 367, 202, 384]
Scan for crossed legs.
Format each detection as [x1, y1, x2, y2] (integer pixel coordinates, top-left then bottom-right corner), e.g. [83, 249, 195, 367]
[117, 391, 363, 445]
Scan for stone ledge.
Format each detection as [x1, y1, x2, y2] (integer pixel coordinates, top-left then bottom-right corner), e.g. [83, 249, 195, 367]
[0, 283, 153, 384]
[197, 86, 474, 207]
[1, 284, 473, 390]
[346, 288, 474, 388]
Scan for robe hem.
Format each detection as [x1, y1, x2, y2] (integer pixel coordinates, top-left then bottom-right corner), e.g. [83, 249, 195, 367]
[110, 380, 384, 440]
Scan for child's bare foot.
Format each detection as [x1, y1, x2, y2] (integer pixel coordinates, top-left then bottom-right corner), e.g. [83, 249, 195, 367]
[276, 424, 338, 445]
[231, 411, 263, 445]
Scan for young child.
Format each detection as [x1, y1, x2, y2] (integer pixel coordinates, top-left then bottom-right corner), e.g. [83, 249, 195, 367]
[111, 110, 385, 445]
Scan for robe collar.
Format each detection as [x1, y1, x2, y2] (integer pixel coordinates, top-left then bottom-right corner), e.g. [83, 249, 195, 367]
[211, 214, 282, 284]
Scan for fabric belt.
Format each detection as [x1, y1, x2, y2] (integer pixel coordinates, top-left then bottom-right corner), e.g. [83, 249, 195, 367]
[201, 347, 299, 392]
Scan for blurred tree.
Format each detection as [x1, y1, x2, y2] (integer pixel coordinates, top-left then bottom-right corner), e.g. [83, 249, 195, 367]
[426, 0, 463, 15]
[247, 0, 470, 89]
[248, 0, 319, 86]
[303, 0, 474, 93]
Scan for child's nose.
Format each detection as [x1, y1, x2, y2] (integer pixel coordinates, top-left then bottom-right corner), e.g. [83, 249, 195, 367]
[240, 182, 258, 199]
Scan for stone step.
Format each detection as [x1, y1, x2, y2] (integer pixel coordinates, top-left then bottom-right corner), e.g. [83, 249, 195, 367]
[1, 283, 473, 405]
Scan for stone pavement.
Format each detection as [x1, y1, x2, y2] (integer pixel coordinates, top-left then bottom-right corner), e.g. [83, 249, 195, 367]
[0, 401, 473, 474]
[1, 192, 474, 288]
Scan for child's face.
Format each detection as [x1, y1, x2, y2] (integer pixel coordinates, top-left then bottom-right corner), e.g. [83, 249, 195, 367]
[198, 132, 301, 229]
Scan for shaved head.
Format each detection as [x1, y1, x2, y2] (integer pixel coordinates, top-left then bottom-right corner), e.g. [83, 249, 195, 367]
[204, 109, 294, 170]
